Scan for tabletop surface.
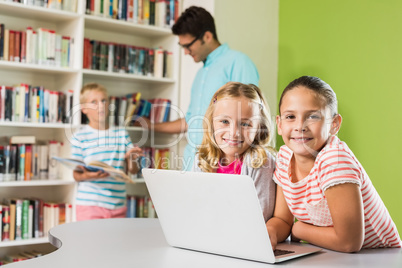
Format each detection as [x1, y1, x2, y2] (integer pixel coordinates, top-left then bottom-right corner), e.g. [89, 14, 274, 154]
[6, 218, 402, 268]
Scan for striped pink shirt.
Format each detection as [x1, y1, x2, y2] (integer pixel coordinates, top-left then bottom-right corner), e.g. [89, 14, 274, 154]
[274, 136, 401, 248]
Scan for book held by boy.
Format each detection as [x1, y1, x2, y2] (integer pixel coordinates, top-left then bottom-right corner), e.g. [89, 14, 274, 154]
[52, 156, 133, 183]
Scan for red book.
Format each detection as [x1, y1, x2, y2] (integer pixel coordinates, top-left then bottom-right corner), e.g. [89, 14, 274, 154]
[20, 31, 26, 63]
[14, 31, 21, 62]
[1, 205, 10, 241]
[9, 30, 15, 62]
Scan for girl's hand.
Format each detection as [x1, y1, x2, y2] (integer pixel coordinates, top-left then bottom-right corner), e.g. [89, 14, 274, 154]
[291, 221, 303, 242]
[266, 226, 278, 250]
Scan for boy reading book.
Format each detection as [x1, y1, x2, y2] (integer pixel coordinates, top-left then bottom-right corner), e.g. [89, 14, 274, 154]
[71, 83, 142, 221]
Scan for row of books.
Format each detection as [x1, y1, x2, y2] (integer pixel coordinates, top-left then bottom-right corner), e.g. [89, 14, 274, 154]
[0, 24, 74, 68]
[83, 39, 173, 78]
[0, 84, 74, 124]
[0, 137, 63, 182]
[81, 94, 171, 126]
[126, 195, 156, 218]
[86, 0, 179, 28]
[0, 250, 44, 266]
[1, 0, 77, 12]
[0, 199, 72, 242]
[110, 93, 171, 125]
[139, 147, 170, 171]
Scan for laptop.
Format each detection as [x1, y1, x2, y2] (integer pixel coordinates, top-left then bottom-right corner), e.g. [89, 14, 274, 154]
[142, 168, 322, 264]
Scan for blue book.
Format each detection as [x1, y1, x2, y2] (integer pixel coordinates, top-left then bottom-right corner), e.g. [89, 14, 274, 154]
[24, 85, 30, 122]
[163, 100, 171, 122]
[17, 144, 25, 181]
[39, 87, 44, 123]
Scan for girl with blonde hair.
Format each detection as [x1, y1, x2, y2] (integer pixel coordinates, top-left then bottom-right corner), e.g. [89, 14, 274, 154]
[192, 82, 276, 222]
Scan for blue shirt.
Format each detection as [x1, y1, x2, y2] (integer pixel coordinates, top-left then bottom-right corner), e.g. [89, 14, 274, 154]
[183, 43, 259, 171]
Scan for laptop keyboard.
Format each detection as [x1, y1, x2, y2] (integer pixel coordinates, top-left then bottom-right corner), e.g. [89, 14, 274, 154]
[274, 249, 295, 256]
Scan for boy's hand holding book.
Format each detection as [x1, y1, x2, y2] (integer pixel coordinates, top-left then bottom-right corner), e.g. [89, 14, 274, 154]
[126, 146, 144, 174]
[73, 166, 110, 182]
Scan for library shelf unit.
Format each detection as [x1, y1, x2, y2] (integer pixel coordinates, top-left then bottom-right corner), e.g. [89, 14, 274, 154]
[0, 0, 181, 259]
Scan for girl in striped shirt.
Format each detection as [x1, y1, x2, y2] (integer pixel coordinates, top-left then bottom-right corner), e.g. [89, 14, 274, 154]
[266, 76, 401, 252]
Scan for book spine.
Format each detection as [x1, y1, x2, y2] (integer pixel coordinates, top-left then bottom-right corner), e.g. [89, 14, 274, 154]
[14, 31, 21, 62]
[39, 145, 48, 179]
[24, 144, 32, 181]
[1, 206, 10, 241]
[3, 29, 9, 61]
[9, 30, 15, 62]
[143, 0, 150, 25]
[21, 200, 29, 239]
[0, 23, 4, 60]
[55, 34, 62, 67]
[28, 204, 33, 239]
[15, 199, 23, 240]
[48, 141, 60, 180]
[20, 30, 26, 63]
[17, 144, 26, 181]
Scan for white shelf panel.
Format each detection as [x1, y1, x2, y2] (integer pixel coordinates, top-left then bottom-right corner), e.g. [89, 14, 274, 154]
[0, 2, 79, 22]
[82, 69, 176, 84]
[0, 61, 79, 75]
[0, 237, 49, 248]
[0, 180, 75, 187]
[0, 122, 80, 129]
[84, 15, 172, 37]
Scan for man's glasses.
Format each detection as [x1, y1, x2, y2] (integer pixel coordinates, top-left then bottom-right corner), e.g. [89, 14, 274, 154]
[178, 32, 205, 51]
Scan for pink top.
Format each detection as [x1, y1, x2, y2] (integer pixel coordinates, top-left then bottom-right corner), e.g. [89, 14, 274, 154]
[217, 159, 243, 174]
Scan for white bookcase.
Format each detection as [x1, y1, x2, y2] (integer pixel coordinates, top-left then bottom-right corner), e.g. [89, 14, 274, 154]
[0, 0, 181, 258]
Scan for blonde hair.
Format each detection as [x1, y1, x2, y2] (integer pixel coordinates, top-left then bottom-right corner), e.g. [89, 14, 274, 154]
[80, 82, 108, 104]
[197, 82, 275, 173]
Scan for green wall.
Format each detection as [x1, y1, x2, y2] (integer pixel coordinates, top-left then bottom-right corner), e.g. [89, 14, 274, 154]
[278, 0, 402, 231]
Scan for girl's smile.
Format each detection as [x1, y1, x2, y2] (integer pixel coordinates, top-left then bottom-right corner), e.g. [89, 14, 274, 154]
[277, 86, 334, 161]
[213, 96, 260, 164]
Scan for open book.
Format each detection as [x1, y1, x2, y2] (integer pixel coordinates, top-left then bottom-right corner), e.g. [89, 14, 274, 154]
[52, 156, 133, 183]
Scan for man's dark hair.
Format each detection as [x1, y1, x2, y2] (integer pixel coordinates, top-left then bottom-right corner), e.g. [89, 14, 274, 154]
[172, 6, 218, 41]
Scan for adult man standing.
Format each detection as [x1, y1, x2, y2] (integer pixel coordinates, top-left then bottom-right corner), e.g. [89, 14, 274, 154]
[144, 6, 259, 170]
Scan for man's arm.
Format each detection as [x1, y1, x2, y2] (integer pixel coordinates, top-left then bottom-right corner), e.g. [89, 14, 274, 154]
[137, 117, 188, 134]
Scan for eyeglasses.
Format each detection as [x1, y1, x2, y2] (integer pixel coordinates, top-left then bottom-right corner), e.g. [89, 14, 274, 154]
[178, 32, 205, 51]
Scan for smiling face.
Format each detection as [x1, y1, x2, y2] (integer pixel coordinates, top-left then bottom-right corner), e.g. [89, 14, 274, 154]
[81, 89, 109, 130]
[277, 86, 339, 160]
[212, 96, 261, 164]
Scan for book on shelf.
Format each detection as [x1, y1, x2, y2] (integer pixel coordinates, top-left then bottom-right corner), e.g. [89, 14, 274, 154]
[52, 156, 134, 183]
[0, 198, 72, 242]
[0, 138, 63, 182]
[82, 39, 173, 78]
[0, 23, 74, 67]
[5, 0, 78, 11]
[84, 0, 178, 27]
[0, 84, 74, 124]
[126, 195, 156, 218]
[10, 136, 36, 144]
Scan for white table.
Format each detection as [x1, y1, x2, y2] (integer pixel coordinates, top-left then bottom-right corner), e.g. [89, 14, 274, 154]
[7, 218, 402, 267]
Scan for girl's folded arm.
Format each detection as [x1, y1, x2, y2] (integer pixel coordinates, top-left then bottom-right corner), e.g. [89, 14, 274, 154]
[292, 183, 364, 253]
[266, 185, 294, 249]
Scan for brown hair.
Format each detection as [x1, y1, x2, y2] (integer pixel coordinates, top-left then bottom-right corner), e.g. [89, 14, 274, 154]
[279, 76, 338, 117]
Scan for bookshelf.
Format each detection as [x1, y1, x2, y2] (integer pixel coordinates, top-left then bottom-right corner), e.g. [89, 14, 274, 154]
[0, 0, 181, 259]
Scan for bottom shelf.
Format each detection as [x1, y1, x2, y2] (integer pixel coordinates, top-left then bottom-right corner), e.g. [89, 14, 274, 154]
[0, 237, 48, 248]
